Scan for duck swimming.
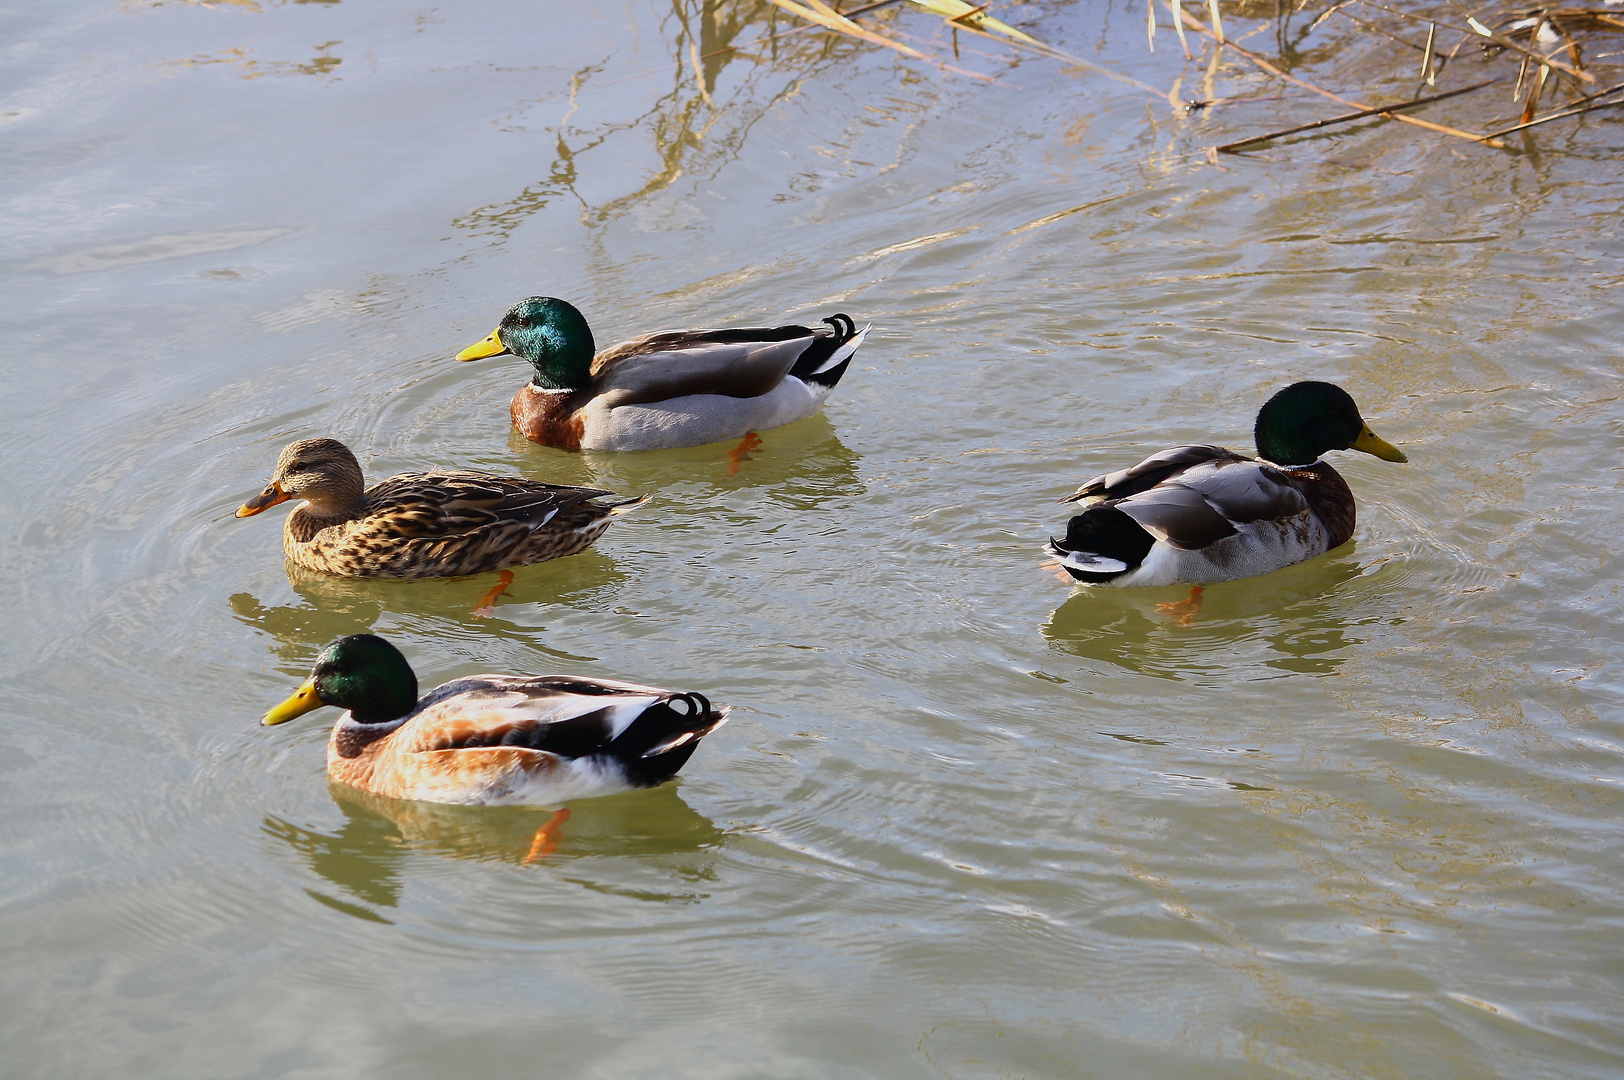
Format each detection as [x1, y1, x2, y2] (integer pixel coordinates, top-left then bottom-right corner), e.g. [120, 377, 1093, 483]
[262, 634, 729, 806]
[455, 296, 869, 451]
[236, 437, 641, 577]
[1047, 381, 1407, 587]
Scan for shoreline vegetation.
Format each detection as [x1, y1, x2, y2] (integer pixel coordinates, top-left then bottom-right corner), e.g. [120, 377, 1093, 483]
[743, 0, 1624, 155]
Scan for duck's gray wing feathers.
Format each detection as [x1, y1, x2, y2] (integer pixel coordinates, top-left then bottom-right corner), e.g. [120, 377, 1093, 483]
[1113, 461, 1310, 550]
[1063, 444, 1243, 503]
[591, 327, 825, 406]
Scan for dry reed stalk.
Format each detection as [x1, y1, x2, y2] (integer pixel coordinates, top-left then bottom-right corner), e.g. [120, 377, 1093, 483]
[768, 0, 928, 59]
[1164, 1, 1505, 147]
[768, 0, 1006, 80]
[919, 7, 1170, 97]
[1171, 0, 1193, 58]
[1477, 76, 1624, 139]
[589, 0, 908, 92]
[1358, 0, 1598, 87]
[1522, 63, 1550, 123]
[1214, 76, 1501, 152]
[906, 0, 1039, 44]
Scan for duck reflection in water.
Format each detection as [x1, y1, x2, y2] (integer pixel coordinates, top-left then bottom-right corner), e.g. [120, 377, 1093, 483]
[228, 548, 628, 656]
[523, 413, 865, 508]
[264, 782, 725, 914]
[1043, 554, 1372, 680]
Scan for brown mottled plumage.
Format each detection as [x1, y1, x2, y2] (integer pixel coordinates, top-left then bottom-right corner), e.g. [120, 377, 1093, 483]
[235, 438, 641, 577]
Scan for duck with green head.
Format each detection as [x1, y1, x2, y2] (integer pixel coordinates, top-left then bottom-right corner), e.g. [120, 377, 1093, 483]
[455, 296, 869, 451]
[263, 634, 729, 805]
[1047, 381, 1408, 586]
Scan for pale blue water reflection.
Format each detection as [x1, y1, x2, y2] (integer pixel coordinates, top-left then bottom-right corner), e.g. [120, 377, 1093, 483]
[3, 0, 1623, 1077]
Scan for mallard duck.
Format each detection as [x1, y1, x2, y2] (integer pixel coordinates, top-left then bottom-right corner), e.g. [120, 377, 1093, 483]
[236, 437, 641, 577]
[262, 634, 729, 805]
[455, 296, 869, 451]
[1047, 381, 1407, 586]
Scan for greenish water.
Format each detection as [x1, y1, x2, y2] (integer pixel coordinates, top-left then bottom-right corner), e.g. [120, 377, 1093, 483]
[3, 2, 1623, 1077]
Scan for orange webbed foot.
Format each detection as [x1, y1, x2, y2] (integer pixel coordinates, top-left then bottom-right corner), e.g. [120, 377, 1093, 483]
[522, 807, 571, 865]
[726, 431, 764, 475]
[1042, 558, 1075, 586]
[472, 569, 515, 619]
[1156, 585, 1205, 627]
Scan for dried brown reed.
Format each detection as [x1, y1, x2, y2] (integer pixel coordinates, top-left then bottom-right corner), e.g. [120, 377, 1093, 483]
[758, 0, 1624, 156]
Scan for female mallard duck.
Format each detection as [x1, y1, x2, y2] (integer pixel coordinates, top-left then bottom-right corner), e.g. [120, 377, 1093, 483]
[236, 437, 641, 577]
[455, 296, 869, 451]
[1047, 381, 1407, 586]
[263, 634, 729, 805]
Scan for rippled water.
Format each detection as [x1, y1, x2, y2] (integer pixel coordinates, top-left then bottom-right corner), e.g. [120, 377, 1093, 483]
[4, 1, 1623, 1076]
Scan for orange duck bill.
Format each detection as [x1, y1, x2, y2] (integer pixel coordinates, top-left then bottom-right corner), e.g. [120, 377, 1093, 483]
[236, 481, 290, 518]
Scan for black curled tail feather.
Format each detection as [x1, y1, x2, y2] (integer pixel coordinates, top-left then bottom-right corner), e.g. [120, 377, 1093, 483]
[609, 692, 729, 787]
[822, 314, 855, 340]
[1050, 505, 1155, 583]
[788, 313, 863, 389]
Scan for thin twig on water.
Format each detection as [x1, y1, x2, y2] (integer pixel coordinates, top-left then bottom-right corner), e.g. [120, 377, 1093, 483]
[1355, 0, 1595, 87]
[1162, 1, 1505, 148]
[1476, 77, 1624, 140]
[1214, 76, 1502, 153]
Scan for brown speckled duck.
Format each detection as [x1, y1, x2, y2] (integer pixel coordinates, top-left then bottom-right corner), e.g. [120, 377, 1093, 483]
[263, 634, 729, 806]
[1047, 381, 1407, 586]
[455, 296, 869, 451]
[235, 438, 641, 577]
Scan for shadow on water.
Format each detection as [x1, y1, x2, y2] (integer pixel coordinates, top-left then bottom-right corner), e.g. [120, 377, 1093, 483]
[1042, 553, 1374, 681]
[265, 782, 726, 916]
[228, 551, 629, 661]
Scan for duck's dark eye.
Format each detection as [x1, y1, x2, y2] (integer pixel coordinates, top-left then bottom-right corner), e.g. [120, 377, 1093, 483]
[514, 317, 531, 329]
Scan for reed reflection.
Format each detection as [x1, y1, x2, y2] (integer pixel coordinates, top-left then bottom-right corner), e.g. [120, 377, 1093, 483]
[1042, 555, 1369, 681]
[454, 0, 845, 238]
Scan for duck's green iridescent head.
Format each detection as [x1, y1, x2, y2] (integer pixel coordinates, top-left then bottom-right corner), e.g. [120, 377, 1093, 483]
[262, 634, 419, 727]
[1253, 381, 1407, 467]
[456, 296, 596, 391]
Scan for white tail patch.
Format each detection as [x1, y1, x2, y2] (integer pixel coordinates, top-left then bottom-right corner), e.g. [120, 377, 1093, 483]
[1062, 551, 1128, 573]
[641, 731, 696, 758]
[810, 324, 870, 374]
[606, 495, 649, 517]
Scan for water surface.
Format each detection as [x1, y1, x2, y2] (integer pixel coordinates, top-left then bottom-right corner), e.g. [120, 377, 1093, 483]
[3, 1, 1623, 1076]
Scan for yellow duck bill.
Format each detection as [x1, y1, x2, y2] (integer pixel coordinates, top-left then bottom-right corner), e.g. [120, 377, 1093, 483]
[1351, 427, 1407, 462]
[263, 677, 324, 726]
[456, 328, 509, 361]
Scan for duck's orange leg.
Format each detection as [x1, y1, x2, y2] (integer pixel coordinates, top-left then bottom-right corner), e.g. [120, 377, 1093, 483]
[726, 431, 764, 475]
[472, 569, 515, 619]
[1042, 558, 1075, 586]
[522, 807, 571, 865]
[1156, 585, 1205, 627]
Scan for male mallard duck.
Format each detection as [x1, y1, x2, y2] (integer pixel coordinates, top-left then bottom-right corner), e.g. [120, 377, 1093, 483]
[236, 437, 641, 577]
[1047, 381, 1407, 586]
[455, 296, 869, 451]
[262, 634, 729, 805]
